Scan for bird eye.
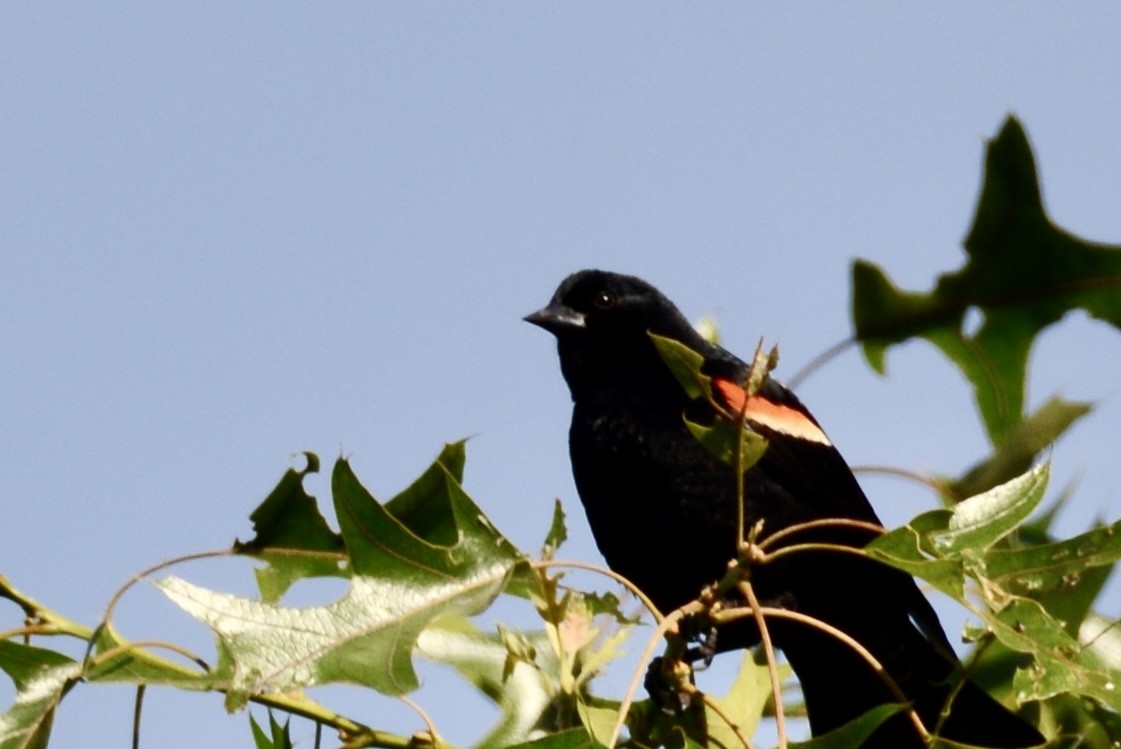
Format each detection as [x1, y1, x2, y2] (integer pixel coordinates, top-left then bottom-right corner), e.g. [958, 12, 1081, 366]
[592, 290, 616, 310]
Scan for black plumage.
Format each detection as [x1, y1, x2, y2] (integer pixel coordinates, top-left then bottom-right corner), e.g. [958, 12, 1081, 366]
[527, 269, 1042, 748]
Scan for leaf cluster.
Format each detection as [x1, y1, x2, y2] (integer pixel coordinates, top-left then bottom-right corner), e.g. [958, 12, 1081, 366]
[3, 116, 1121, 749]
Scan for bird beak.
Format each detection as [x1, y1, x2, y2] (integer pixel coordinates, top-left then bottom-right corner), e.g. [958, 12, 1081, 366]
[524, 304, 586, 334]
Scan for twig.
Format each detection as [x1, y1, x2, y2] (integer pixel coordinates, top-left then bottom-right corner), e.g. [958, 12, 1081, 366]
[699, 688, 756, 749]
[532, 558, 664, 623]
[715, 605, 929, 743]
[607, 604, 698, 748]
[786, 337, 857, 390]
[739, 582, 786, 749]
[756, 517, 884, 552]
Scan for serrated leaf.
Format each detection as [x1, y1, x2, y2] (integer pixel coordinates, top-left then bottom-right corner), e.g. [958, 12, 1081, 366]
[853, 116, 1121, 443]
[581, 591, 638, 626]
[334, 449, 520, 584]
[381, 442, 468, 540]
[0, 641, 80, 749]
[160, 448, 523, 707]
[649, 333, 713, 402]
[931, 463, 1050, 555]
[950, 397, 1091, 501]
[233, 453, 346, 603]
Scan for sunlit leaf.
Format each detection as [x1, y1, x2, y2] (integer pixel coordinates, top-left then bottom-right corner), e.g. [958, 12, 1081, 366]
[706, 648, 788, 747]
[160, 448, 524, 707]
[576, 698, 622, 748]
[416, 618, 553, 747]
[931, 463, 1049, 555]
[0, 641, 79, 749]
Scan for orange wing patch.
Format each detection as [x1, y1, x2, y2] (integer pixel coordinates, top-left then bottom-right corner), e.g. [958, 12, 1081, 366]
[713, 378, 832, 446]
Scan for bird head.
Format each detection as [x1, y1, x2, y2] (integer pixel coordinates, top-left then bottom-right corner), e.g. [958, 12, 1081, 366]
[526, 270, 705, 398]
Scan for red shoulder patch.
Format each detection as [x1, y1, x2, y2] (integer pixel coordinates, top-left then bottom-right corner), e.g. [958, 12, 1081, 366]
[712, 378, 832, 446]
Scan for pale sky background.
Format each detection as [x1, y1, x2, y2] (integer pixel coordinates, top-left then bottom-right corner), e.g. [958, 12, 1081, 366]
[3, 5, 1121, 748]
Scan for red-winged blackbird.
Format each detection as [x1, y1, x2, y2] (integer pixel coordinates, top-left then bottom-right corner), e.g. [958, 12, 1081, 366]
[526, 270, 1043, 748]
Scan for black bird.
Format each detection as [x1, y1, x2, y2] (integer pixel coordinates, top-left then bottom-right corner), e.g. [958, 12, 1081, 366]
[526, 269, 1043, 748]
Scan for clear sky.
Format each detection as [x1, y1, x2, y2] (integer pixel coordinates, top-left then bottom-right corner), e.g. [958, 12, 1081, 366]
[3, 5, 1120, 747]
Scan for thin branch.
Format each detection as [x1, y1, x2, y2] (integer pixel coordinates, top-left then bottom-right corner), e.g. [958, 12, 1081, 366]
[756, 518, 885, 552]
[739, 582, 786, 749]
[758, 541, 876, 567]
[533, 558, 664, 623]
[851, 464, 951, 497]
[699, 688, 756, 749]
[786, 336, 857, 390]
[607, 603, 699, 748]
[400, 695, 443, 747]
[131, 685, 145, 749]
[715, 605, 929, 743]
[89, 638, 211, 673]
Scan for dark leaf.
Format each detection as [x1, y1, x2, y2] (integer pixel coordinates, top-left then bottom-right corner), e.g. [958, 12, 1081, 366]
[853, 116, 1121, 443]
[232, 453, 345, 603]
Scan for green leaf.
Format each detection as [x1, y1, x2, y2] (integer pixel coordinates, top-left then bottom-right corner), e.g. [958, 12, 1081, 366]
[991, 599, 1121, 711]
[931, 463, 1049, 555]
[706, 648, 789, 747]
[415, 618, 554, 747]
[853, 116, 1121, 443]
[85, 623, 228, 689]
[159, 447, 524, 707]
[651, 332, 770, 477]
[684, 418, 768, 476]
[950, 397, 1091, 501]
[576, 698, 623, 748]
[249, 712, 292, 749]
[542, 499, 568, 560]
[866, 510, 964, 599]
[982, 520, 1121, 603]
[1034, 691, 1121, 748]
[335, 446, 520, 584]
[789, 703, 904, 749]
[506, 727, 606, 749]
[0, 641, 79, 749]
[233, 453, 346, 604]
[649, 333, 713, 402]
[374, 440, 474, 551]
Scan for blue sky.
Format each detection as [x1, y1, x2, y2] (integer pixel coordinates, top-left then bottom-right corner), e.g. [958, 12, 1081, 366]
[3, 5, 1120, 747]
